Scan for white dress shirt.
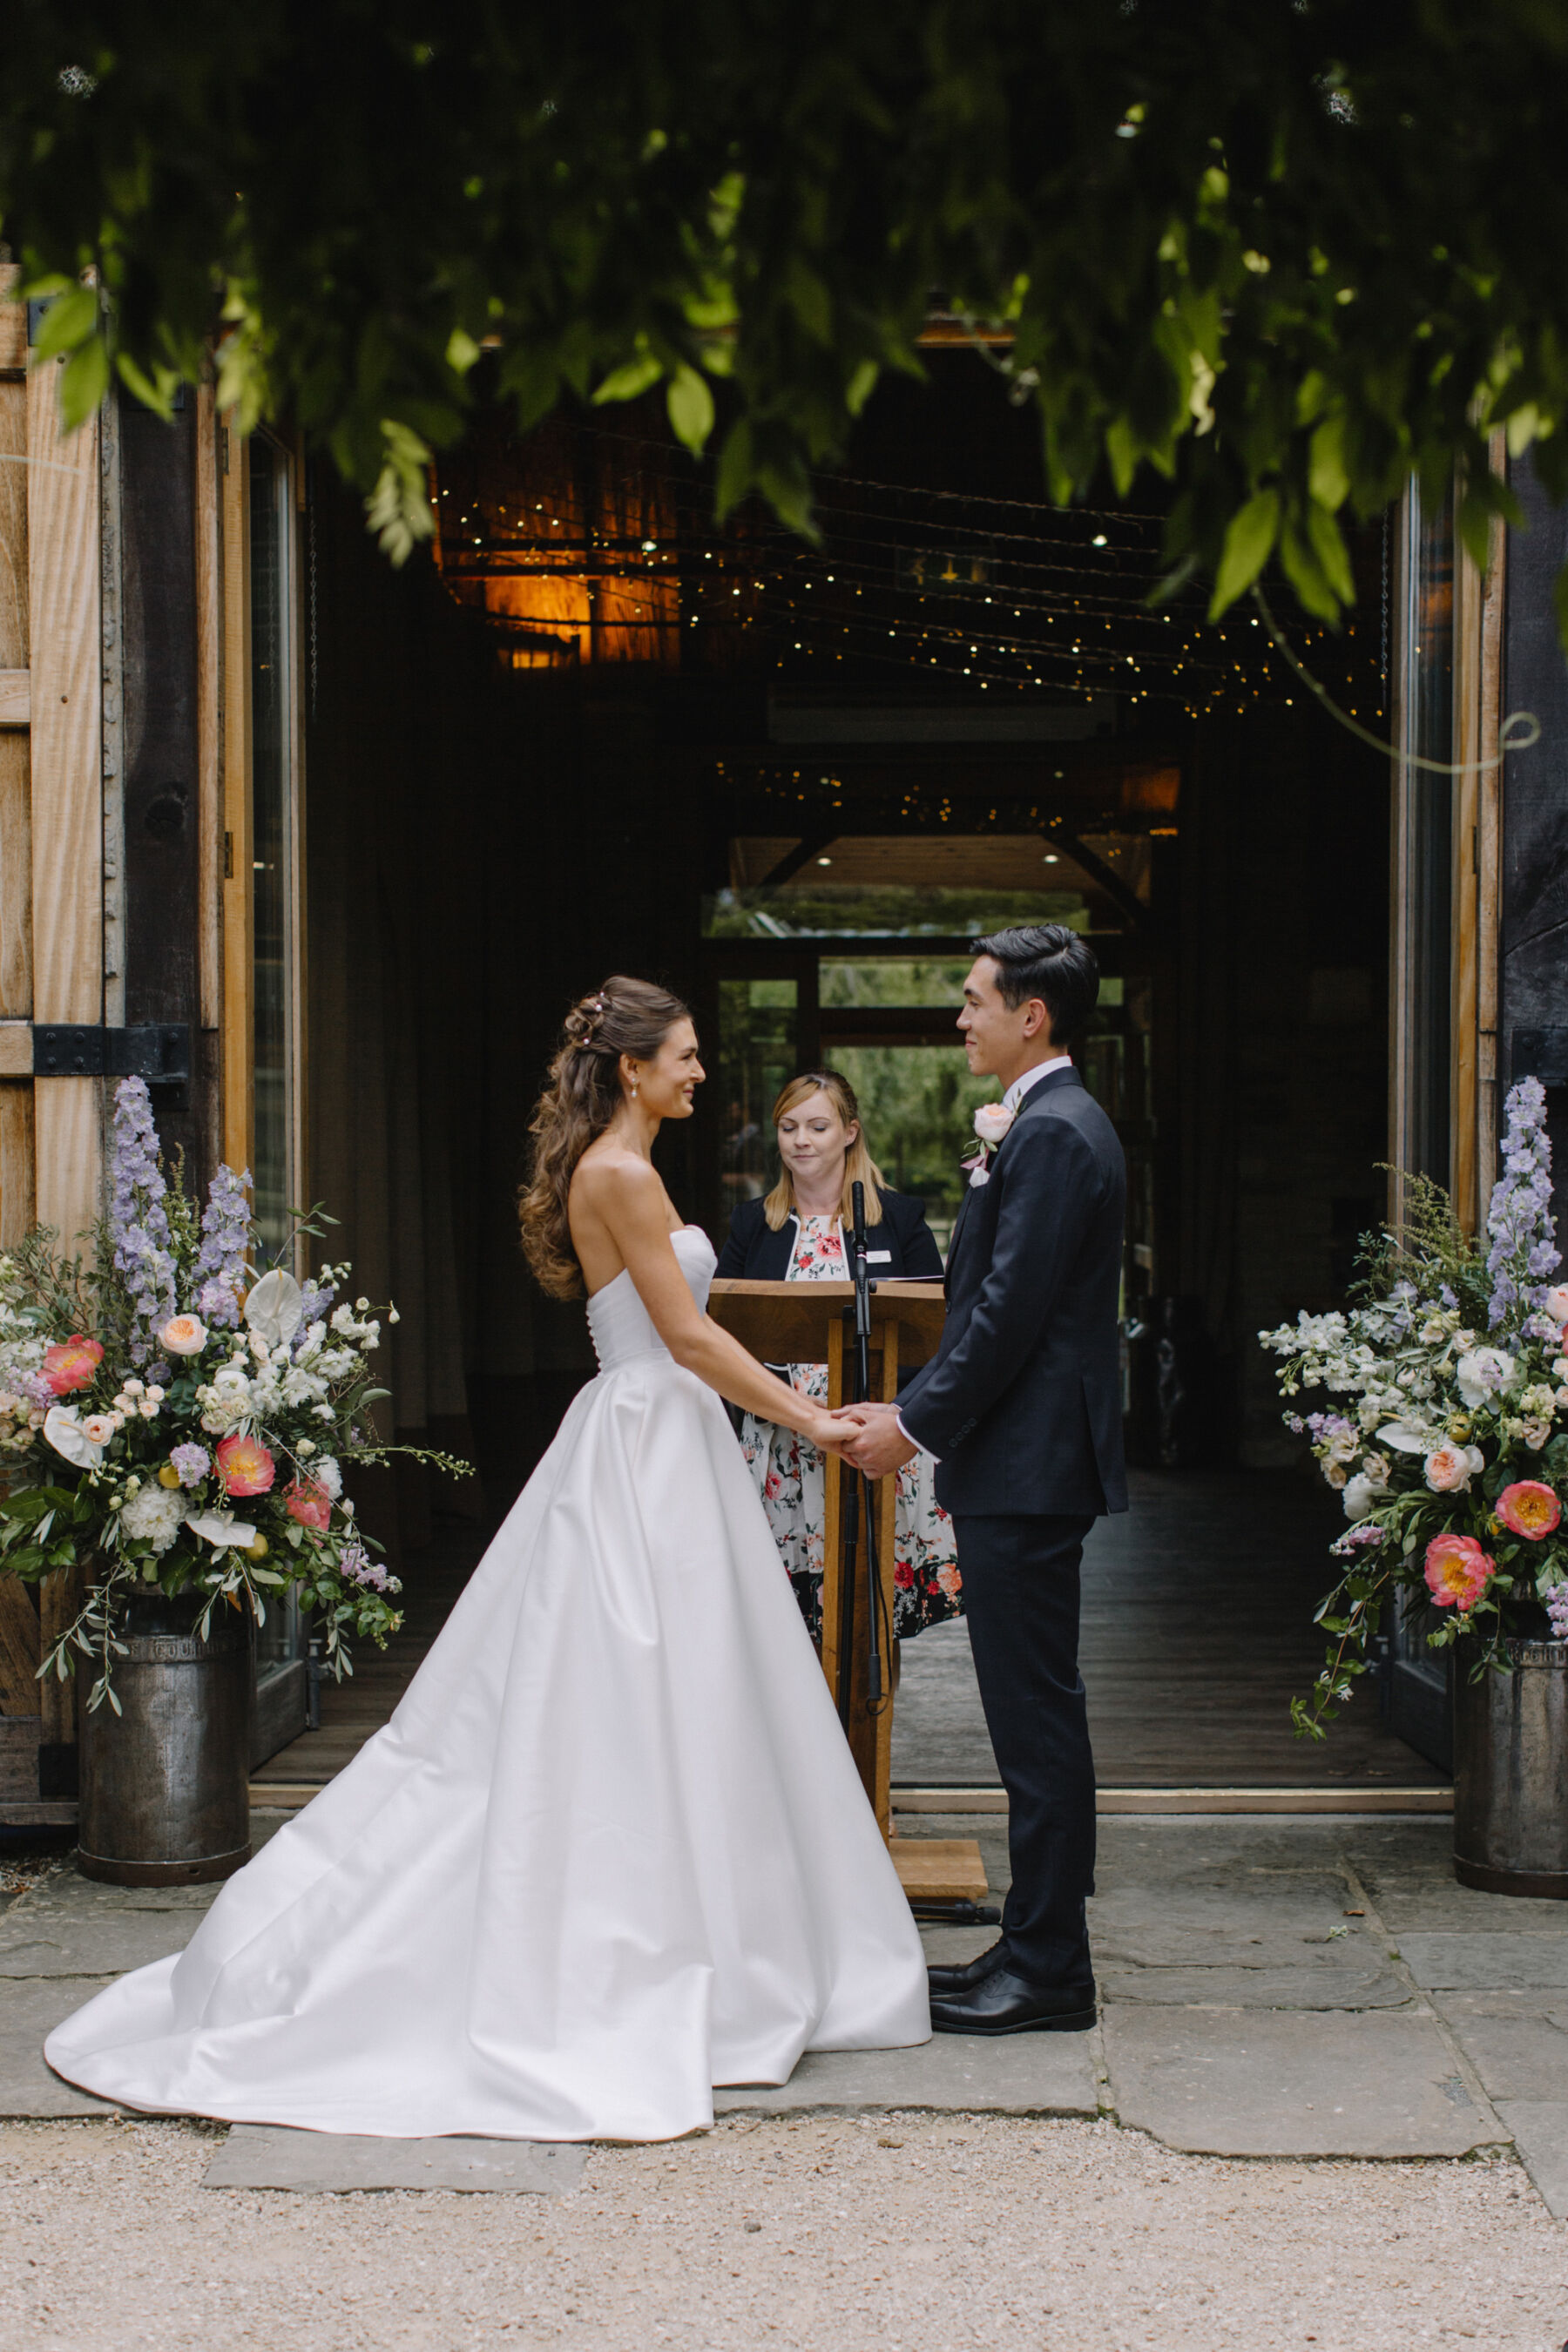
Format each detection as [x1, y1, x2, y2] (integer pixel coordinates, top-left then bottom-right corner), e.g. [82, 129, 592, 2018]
[896, 1054, 1074, 1459]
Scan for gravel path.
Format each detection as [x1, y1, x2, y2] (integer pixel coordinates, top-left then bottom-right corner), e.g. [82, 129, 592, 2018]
[5, 2110, 1565, 2350]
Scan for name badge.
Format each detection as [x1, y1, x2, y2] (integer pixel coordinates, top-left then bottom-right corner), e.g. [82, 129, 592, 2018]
[868, 1250, 893, 1263]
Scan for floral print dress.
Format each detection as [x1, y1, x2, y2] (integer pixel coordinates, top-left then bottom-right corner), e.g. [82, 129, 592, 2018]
[739, 1215, 962, 1643]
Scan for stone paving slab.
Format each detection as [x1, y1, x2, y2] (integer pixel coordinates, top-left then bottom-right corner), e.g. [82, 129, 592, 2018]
[1494, 2101, 1568, 2220]
[201, 2123, 586, 2193]
[1395, 1932, 1568, 1990]
[713, 2034, 1100, 2119]
[0, 1976, 118, 2117]
[1102, 2006, 1496, 2159]
[1098, 1957, 1409, 2010]
[0, 1906, 199, 1977]
[1432, 1991, 1568, 2102]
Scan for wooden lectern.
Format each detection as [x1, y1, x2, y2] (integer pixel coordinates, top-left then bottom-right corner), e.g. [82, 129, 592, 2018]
[707, 1276, 986, 1908]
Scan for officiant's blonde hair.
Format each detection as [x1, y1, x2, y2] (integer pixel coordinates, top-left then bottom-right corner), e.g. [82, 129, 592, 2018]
[762, 1070, 887, 1232]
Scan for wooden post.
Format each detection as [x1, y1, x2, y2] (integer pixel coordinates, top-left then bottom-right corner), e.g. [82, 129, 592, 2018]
[27, 335, 103, 1253]
[0, 267, 42, 1746]
[0, 267, 34, 1247]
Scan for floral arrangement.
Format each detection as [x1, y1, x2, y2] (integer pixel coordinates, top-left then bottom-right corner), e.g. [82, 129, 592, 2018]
[0, 1079, 466, 1712]
[1260, 1076, 1568, 1737]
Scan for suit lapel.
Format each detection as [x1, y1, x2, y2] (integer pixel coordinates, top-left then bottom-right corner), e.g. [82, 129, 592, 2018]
[945, 1066, 1084, 1283]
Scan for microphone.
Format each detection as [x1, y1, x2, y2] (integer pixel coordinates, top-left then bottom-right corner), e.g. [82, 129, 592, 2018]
[851, 1179, 868, 1262]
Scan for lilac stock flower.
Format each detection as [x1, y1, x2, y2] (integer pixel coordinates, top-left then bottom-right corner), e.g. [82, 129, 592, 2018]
[169, 1442, 211, 1488]
[338, 1538, 399, 1595]
[193, 1165, 252, 1328]
[1487, 1078, 1562, 1330]
[109, 1079, 176, 1359]
[1547, 1584, 1568, 1642]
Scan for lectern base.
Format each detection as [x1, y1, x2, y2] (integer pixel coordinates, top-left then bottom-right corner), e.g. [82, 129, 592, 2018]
[891, 1837, 988, 1904]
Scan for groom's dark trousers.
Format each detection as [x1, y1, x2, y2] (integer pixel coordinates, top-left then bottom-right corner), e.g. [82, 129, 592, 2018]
[897, 1064, 1126, 1991]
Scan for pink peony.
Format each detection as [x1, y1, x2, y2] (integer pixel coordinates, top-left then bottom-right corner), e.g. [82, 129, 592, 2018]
[284, 1477, 332, 1531]
[1424, 1531, 1495, 1612]
[215, 1431, 276, 1497]
[1496, 1480, 1562, 1541]
[43, 1335, 103, 1395]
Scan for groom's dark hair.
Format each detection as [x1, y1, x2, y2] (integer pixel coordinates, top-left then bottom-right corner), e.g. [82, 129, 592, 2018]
[971, 923, 1099, 1048]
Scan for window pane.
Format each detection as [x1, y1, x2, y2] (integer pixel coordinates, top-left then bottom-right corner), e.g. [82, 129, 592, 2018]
[831, 1045, 997, 1254]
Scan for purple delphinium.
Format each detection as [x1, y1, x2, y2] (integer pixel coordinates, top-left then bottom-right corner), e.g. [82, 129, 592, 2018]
[1486, 1078, 1562, 1332]
[292, 1271, 340, 1355]
[169, 1442, 210, 1488]
[193, 1164, 253, 1328]
[109, 1078, 176, 1360]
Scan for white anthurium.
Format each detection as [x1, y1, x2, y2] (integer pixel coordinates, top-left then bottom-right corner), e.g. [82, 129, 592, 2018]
[185, 1510, 259, 1550]
[244, 1267, 305, 1350]
[1375, 1423, 1433, 1454]
[42, 1405, 104, 1470]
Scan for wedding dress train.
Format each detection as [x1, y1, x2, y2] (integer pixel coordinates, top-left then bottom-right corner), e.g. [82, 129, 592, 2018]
[45, 1228, 929, 2140]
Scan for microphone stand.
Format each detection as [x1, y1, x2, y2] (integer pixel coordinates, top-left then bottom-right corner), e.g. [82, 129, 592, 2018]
[835, 1180, 887, 1729]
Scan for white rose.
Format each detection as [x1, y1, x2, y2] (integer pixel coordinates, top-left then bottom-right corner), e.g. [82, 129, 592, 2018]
[1323, 1461, 1348, 1489]
[121, 1484, 188, 1553]
[1342, 1472, 1382, 1520]
[1456, 1346, 1518, 1409]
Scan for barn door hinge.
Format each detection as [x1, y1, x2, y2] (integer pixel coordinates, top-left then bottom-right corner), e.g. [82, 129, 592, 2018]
[31, 1023, 191, 1092]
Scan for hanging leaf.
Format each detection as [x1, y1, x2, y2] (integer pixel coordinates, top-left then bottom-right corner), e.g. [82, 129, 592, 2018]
[1208, 489, 1281, 617]
[666, 364, 714, 454]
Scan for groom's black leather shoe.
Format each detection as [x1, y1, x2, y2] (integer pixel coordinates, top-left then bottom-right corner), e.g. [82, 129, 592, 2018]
[929, 1965, 1098, 2037]
[927, 1938, 1010, 1997]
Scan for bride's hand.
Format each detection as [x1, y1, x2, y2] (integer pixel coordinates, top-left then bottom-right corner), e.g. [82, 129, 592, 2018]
[808, 1409, 852, 1456]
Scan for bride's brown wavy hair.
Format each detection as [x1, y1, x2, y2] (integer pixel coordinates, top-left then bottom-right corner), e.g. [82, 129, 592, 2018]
[519, 977, 693, 1300]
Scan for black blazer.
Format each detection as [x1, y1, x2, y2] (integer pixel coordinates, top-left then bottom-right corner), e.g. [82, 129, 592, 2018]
[896, 1066, 1128, 1520]
[716, 1187, 944, 1283]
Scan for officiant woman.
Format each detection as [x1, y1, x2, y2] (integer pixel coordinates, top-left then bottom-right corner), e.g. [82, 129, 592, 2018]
[716, 1068, 961, 1641]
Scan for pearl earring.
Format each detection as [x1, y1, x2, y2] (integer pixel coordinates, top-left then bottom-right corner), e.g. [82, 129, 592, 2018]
[631, 1079, 639, 1098]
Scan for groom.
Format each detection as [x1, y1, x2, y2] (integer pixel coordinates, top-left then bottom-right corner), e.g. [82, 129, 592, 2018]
[836, 923, 1126, 2034]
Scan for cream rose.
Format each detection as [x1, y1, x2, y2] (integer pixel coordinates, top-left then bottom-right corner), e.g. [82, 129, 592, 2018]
[160, 1314, 209, 1357]
[1423, 1442, 1482, 1493]
[973, 1103, 1016, 1147]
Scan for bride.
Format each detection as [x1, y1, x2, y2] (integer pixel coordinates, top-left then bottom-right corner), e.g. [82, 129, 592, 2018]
[45, 977, 929, 2141]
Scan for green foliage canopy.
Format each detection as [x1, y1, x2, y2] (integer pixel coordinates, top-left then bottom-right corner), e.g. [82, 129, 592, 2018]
[4, 2, 1568, 620]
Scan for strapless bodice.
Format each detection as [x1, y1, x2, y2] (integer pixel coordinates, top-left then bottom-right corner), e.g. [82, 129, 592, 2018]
[585, 1227, 716, 1372]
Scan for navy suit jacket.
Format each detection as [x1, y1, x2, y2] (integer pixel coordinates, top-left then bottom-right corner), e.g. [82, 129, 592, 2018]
[897, 1066, 1128, 1519]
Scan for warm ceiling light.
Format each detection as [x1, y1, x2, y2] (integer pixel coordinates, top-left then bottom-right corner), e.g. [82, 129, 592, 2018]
[816, 855, 833, 866]
[1042, 853, 1060, 865]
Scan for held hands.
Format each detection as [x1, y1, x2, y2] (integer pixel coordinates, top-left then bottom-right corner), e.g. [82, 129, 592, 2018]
[828, 1402, 919, 1478]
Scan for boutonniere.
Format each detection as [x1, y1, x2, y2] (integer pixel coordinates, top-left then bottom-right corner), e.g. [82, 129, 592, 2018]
[960, 1101, 1015, 1188]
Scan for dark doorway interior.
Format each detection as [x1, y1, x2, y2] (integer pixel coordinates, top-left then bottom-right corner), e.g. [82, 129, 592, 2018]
[288, 355, 1429, 1789]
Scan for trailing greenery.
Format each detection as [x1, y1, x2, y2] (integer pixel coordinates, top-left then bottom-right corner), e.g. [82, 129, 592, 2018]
[3, 3, 1567, 620]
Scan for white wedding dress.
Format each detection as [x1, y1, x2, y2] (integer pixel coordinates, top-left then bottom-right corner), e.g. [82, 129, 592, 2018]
[45, 1229, 929, 2140]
